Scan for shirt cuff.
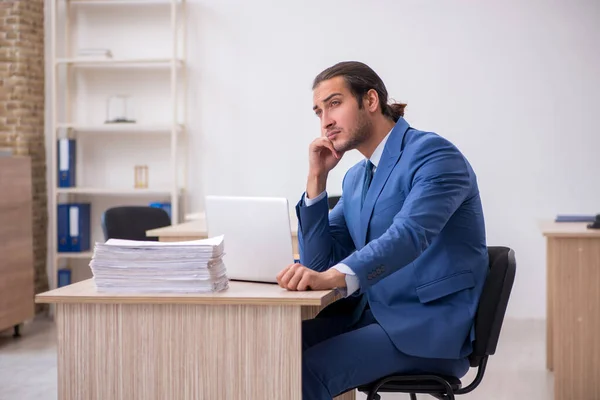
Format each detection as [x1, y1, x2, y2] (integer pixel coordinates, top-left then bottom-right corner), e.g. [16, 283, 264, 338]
[331, 263, 360, 297]
[303, 190, 327, 207]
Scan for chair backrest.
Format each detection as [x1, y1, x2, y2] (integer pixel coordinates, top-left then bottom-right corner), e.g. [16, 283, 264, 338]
[328, 195, 341, 210]
[468, 246, 516, 367]
[101, 206, 171, 241]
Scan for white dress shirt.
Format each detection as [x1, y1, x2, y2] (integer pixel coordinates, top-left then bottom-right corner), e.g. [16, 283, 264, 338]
[303, 129, 393, 296]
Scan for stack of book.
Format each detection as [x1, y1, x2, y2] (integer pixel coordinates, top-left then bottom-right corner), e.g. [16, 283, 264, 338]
[89, 235, 228, 293]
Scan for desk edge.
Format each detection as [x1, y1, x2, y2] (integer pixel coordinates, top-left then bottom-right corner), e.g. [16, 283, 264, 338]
[542, 232, 600, 238]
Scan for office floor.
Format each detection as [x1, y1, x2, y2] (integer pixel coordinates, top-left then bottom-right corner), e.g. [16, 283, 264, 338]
[0, 317, 551, 400]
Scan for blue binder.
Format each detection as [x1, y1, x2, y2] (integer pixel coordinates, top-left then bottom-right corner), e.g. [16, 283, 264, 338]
[57, 269, 72, 288]
[57, 138, 76, 187]
[57, 204, 70, 252]
[57, 203, 91, 252]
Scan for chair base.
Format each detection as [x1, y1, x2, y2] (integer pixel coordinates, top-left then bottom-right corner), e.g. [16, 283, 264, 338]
[358, 374, 460, 400]
[357, 356, 490, 400]
[366, 394, 420, 400]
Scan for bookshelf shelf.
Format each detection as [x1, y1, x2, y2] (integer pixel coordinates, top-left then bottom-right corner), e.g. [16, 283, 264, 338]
[56, 187, 177, 196]
[57, 252, 94, 260]
[69, 0, 179, 4]
[55, 58, 184, 68]
[56, 124, 182, 134]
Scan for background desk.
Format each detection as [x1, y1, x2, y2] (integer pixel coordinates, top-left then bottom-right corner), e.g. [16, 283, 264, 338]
[36, 280, 354, 400]
[146, 219, 300, 260]
[540, 221, 600, 400]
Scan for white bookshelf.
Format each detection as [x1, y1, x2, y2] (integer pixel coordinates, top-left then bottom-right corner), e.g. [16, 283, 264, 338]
[48, 0, 187, 291]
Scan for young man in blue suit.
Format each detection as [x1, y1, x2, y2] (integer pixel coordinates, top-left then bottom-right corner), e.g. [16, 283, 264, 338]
[276, 61, 488, 399]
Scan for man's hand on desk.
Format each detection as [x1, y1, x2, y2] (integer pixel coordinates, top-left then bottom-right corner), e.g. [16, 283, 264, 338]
[276, 263, 347, 291]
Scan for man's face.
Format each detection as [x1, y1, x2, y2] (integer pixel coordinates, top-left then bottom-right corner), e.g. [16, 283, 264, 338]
[312, 76, 372, 153]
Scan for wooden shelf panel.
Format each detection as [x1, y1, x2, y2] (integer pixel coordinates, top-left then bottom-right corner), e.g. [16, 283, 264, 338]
[57, 252, 93, 259]
[56, 124, 183, 134]
[56, 188, 176, 196]
[69, 0, 180, 4]
[55, 58, 184, 68]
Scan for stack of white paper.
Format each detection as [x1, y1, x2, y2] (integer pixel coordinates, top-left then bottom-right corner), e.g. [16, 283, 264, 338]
[89, 235, 228, 293]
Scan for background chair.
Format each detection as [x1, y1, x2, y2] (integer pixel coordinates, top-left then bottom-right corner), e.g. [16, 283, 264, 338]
[101, 206, 171, 241]
[356, 246, 517, 400]
[328, 195, 341, 210]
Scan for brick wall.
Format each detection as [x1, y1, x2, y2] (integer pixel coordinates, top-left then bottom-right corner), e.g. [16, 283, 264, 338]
[0, 0, 48, 314]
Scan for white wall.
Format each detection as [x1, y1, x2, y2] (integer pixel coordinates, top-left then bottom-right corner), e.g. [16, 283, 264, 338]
[47, 0, 600, 319]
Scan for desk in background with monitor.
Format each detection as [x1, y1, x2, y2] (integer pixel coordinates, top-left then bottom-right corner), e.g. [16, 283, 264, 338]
[540, 220, 600, 400]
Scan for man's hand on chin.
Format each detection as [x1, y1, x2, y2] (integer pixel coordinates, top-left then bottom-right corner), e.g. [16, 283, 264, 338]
[276, 263, 346, 291]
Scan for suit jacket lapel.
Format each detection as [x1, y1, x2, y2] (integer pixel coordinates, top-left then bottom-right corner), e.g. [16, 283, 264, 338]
[358, 118, 410, 248]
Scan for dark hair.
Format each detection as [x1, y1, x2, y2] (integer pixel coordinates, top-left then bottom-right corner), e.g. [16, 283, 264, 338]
[312, 61, 407, 122]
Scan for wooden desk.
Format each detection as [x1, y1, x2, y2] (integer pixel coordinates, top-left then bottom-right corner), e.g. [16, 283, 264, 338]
[146, 219, 300, 260]
[36, 279, 354, 400]
[540, 221, 600, 400]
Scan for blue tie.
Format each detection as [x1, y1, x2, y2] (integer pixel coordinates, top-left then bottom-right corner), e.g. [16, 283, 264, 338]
[350, 160, 374, 326]
[361, 160, 374, 209]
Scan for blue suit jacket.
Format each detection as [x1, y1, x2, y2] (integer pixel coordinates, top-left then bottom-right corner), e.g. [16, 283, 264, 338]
[296, 117, 488, 360]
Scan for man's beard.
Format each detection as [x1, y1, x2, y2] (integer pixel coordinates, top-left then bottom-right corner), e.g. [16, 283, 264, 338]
[334, 111, 372, 153]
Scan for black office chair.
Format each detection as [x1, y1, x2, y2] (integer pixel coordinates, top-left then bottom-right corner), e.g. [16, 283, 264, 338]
[356, 246, 516, 400]
[328, 195, 341, 210]
[101, 206, 171, 241]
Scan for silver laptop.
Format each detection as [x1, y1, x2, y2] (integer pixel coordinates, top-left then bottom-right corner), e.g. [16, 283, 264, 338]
[204, 195, 295, 283]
